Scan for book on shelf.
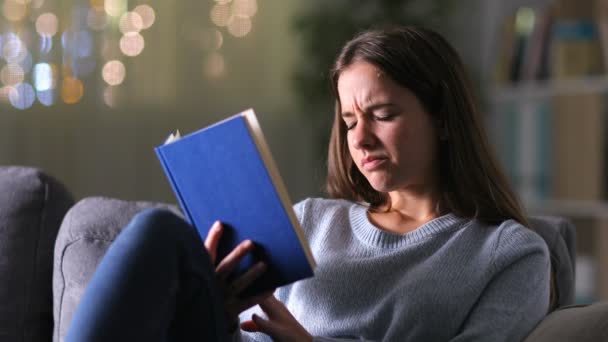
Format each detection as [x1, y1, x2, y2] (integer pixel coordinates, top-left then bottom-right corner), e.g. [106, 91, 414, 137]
[551, 0, 603, 79]
[493, 1, 608, 84]
[552, 93, 605, 200]
[521, 6, 554, 81]
[155, 108, 316, 296]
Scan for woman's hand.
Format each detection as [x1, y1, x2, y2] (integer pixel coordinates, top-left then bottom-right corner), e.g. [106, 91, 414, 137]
[204, 221, 274, 331]
[241, 295, 313, 342]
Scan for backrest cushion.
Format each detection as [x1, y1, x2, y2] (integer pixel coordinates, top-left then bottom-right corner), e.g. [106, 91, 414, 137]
[0, 166, 74, 342]
[528, 216, 576, 308]
[524, 302, 608, 341]
[52, 197, 180, 342]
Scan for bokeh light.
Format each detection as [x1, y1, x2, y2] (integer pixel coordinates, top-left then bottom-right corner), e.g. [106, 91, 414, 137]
[119, 32, 144, 57]
[1, 64, 25, 86]
[232, 0, 257, 18]
[39, 35, 53, 54]
[203, 52, 225, 78]
[102, 60, 125, 85]
[227, 16, 251, 37]
[33, 62, 56, 91]
[37, 89, 54, 106]
[9, 82, 36, 110]
[2, 35, 27, 63]
[0, 86, 16, 103]
[199, 28, 223, 51]
[210, 4, 231, 27]
[0, 1, 157, 109]
[104, 0, 126, 18]
[119, 11, 143, 34]
[61, 77, 84, 104]
[133, 5, 155, 29]
[3, 1, 27, 22]
[35, 13, 59, 37]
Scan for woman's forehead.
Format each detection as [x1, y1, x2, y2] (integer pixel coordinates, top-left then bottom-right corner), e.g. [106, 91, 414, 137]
[337, 62, 406, 107]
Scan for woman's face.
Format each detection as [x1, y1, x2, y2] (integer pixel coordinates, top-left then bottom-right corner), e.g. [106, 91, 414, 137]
[337, 61, 440, 194]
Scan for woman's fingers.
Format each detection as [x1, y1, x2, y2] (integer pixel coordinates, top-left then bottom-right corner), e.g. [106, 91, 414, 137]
[225, 262, 266, 297]
[226, 289, 275, 317]
[240, 319, 260, 332]
[258, 295, 288, 320]
[252, 298, 313, 341]
[204, 221, 223, 264]
[216, 239, 255, 279]
[251, 314, 276, 334]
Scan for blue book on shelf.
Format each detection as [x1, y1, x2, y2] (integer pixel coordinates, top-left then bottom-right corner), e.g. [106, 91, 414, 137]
[155, 108, 316, 296]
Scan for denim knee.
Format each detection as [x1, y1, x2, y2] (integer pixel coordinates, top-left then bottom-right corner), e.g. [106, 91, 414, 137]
[125, 208, 191, 243]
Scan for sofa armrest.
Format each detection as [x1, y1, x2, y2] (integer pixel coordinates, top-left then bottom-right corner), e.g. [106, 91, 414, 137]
[524, 302, 608, 341]
[52, 196, 180, 342]
[0, 166, 74, 342]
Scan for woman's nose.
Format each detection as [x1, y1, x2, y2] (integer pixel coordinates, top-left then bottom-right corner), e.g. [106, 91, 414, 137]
[350, 119, 375, 149]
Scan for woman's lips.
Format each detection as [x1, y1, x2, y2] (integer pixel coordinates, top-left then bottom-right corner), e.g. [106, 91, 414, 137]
[361, 157, 387, 171]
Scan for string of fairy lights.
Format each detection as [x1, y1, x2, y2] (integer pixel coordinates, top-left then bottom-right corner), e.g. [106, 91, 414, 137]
[0, 0, 258, 110]
[202, 0, 257, 78]
[0, 0, 156, 109]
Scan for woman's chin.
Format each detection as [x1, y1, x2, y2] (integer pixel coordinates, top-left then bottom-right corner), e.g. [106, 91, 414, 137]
[367, 180, 394, 194]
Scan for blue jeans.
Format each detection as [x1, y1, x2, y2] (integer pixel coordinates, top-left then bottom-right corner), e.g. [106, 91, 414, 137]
[66, 209, 229, 342]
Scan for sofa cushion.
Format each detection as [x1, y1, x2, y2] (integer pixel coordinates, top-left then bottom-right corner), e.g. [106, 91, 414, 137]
[0, 166, 74, 342]
[52, 197, 180, 342]
[524, 302, 608, 341]
[528, 216, 576, 308]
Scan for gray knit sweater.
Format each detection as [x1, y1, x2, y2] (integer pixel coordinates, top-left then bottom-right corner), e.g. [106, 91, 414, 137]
[239, 198, 551, 342]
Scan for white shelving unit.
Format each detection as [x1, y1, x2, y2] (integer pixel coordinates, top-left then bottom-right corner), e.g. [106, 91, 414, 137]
[491, 76, 608, 102]
[482, 0, 608, 301]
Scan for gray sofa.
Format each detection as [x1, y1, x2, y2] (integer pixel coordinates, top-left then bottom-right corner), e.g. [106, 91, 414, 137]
[1, 166, 607, 342]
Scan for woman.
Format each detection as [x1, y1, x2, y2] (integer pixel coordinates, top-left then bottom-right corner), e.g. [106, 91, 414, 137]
[67, 26, 551, 342]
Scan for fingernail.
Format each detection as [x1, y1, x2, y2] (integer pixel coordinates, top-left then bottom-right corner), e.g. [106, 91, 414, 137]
[212, 221, 221, 230]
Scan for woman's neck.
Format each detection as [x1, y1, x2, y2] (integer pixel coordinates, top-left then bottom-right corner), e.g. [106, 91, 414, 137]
[368, 188, 444, 235]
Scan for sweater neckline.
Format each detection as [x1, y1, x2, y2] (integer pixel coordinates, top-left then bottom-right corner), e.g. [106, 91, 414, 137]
[349, 202, 467, 248]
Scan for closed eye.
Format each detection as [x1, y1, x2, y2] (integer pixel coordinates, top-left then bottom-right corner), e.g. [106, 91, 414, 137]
[344, 121, 357, 130]
[374, 113, 396, 121]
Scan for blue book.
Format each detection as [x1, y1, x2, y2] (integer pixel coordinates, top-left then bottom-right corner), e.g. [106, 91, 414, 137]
[155, 109, 316, 296]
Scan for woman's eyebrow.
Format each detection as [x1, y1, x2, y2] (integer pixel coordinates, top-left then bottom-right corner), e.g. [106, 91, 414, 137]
[340, 111, 355, 119]
[341, 103, 396, 118]
[363, 102, 396, 112]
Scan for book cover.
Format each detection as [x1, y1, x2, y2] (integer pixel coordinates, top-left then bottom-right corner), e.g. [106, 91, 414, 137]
[155, 109, 316, 296]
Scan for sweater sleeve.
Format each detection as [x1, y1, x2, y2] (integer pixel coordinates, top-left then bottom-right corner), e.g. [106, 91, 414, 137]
[448, 222, 551, 342]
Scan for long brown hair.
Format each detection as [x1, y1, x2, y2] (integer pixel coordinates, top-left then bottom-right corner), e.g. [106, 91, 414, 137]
[327, 26, 527, 225]
[325, 26, 557, 310]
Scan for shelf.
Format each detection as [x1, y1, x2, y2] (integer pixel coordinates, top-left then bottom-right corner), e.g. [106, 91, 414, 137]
[490, 76, 608, 102]
[524, 199, 608, 219]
